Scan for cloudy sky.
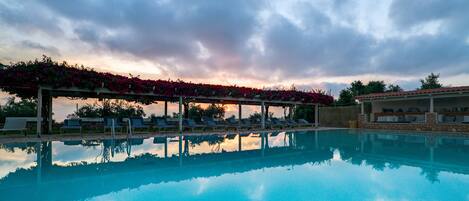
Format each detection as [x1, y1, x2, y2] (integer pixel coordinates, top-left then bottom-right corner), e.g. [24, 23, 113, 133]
[1, 0, 469, 119]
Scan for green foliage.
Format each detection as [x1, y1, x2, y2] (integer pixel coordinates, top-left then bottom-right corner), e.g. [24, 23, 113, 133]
[72, 99, 145, 118]
[336, 80, 388, 106]
[386, 84, 403, 92]
[349, 81, 365, 97]
[420, 73, 443, 90]
[188, 103, 225, 122]
[0, 97, 37, 122]
[364, 81, 386, 94]
[293, 105, 314, 122]
[335, 90, 355, 106]
[248, 112, 262, 121]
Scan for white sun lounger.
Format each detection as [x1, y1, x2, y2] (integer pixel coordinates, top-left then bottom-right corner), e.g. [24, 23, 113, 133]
[0, 118, 28, 135]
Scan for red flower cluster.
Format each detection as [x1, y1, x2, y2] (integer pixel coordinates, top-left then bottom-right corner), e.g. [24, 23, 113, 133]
[0, 58, 334, 105]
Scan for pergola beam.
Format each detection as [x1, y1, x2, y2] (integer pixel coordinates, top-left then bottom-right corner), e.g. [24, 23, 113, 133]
[43, 86, 322, 107]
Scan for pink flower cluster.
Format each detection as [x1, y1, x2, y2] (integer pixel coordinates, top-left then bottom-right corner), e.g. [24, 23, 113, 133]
[0, 60, 334, 105]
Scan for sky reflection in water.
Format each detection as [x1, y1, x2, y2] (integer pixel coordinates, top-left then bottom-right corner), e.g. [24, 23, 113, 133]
[0, 130, 469, 201]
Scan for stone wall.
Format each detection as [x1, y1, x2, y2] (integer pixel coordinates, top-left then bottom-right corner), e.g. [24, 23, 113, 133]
[358, 112, 469, 133]
[319, 105, 360, 127]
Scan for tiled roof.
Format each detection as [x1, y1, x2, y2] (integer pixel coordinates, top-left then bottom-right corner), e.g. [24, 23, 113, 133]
[356, 86, 469, 101]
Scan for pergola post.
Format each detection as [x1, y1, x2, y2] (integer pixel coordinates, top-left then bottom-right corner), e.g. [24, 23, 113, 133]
[291, 104, 296, 120]
[36, 87, 42, 137]
[283, 106, 287, 119]
[430, 97, 434, 113]
[164, 101, 168, 117]
[314, 104, 319, 127]
[238, 103, 242, 127]
[261, 101, 265, 129]
[164, 137, 168, 158]
[178, 96, 183, 132]
[183, 102, 189, 118]
[360, 102, 365, 115]
[238, 134, 242, 151]
[48, 96, 52, 133]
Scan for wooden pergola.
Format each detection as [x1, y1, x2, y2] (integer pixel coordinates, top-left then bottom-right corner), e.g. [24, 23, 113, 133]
[35, 86, 323, 136]
[0, 59, 333, 136]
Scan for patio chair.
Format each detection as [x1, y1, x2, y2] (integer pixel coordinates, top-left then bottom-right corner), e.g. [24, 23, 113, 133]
[0, 118, 28, 135]
[60, 119, 82, 134]
[153, 118, 176, 132]
[129, 117, 150, 132]
[183, 119, 206, 131]
[103, 117, 124, 133]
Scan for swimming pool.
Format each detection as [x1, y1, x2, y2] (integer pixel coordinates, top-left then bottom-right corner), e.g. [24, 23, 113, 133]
[1, 129, 468, 201]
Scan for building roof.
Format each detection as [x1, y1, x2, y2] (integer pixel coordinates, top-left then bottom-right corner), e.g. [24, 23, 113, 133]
[356, 86, 469, 101]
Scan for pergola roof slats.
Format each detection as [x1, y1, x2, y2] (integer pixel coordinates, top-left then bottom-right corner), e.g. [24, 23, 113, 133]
[357, 86, 469, 102]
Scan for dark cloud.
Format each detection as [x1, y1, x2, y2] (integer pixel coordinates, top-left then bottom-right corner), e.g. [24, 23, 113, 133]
[0, 1, 62, 35]
[20, 40, 61, 56]
[0, 0, 468, 84]
[390, 0, 469, 34]
[40, 0, 263, 77]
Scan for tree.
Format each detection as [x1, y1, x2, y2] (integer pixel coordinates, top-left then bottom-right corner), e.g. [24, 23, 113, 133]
[336, 90, 355, 106]
[293, 105, 315, 122]
[350, 81, 365, 96]
[72, 100, 145, 118]
[187, 103, 225, 122]
[364, 81, 386, 94]
[386, 84, 403, 92]
[0, 97, 37, 122]
[420, 73, 442, 90]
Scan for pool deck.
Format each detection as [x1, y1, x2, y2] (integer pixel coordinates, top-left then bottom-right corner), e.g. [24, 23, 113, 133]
[0, 127, 346, 144]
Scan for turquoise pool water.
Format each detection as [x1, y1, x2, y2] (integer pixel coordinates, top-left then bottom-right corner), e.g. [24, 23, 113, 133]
[1, 129, 469, 201]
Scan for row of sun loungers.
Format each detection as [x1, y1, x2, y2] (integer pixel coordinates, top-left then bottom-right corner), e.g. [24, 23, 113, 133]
[0, 116, 315, 135]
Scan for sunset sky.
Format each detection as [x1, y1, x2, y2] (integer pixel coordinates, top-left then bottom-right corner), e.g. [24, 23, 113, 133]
[1, 0, 469, 120]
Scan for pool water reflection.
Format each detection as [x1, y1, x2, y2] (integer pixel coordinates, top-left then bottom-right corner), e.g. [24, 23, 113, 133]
[1, 130, 469, 201]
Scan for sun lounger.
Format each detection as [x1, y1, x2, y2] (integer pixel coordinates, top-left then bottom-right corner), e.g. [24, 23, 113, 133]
[60, 119, 82, 134]
[271, 118, 285, 129]
[103, 117, 124, 133]
[153, 136, 167, 144]
[463, 116, 469, 124]
[297, 119, 313, 127]
[0, 118, 28, 135]
[286, 119, 298, 127]
[240, 119, 254, 130]
[63, 140, 82, 146]
[153, 118, 176, 132]
[129, 138, 144, 145]
[224, 118, 240, 130]
[202, 117, 226, 130]
[129, 117, 150, 132]
[183, 119, 206, 131]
